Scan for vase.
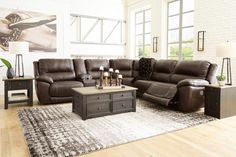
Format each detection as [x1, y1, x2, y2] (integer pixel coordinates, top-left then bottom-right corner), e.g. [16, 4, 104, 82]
[7, 68, 15, 79]
[217, 80, 225, 86]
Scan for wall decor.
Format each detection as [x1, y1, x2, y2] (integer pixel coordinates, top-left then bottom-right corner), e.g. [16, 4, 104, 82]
[0, 8, 57, 52]
[153, 37, 158, 52]
[197, 31, 206, 51]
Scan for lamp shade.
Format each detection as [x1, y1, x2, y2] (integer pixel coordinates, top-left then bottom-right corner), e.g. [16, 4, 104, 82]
[9, 41, 29, 54]
[216, 41, 236, 57]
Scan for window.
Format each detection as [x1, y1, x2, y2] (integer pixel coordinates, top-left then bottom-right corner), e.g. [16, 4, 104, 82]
[167, 0, 194, 60]
[70, 14, 125, 45]
[135, 9, 151, 58]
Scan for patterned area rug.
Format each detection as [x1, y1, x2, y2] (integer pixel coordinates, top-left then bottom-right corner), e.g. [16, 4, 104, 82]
[18, 99, 216, 157]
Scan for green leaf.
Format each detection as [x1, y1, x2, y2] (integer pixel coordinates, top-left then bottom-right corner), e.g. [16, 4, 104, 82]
[0, 58, 12, 68]
[216, 75, 226, 81]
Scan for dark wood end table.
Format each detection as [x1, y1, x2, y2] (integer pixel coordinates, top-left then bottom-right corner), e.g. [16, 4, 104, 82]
[2, 76, 34, 109]
[205, 84, 236, 119]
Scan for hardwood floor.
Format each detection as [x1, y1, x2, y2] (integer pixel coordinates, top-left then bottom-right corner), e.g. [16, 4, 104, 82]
[1, 96, 236, 157]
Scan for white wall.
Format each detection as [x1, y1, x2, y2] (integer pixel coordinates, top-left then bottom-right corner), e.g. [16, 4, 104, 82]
[193, 0, 236, 83]
[0, 0, 126, 95]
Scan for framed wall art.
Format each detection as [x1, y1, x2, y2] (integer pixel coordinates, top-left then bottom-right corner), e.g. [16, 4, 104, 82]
[197, 31, 206, 51]
[0, 7, 57, 52]
[153, 37, 158, 53]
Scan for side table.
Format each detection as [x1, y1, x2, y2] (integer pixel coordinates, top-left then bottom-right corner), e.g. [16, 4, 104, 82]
[2, 76, 34, 109]
[205, 84, 236, 119]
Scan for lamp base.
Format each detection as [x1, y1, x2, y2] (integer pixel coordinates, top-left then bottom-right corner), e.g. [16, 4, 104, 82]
[221, 58, 232, 86]
[15, 54, 24, 77]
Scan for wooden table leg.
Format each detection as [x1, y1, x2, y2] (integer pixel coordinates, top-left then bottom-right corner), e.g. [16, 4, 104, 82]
[28, 80, 33, 106]
[4, 82, 8, 109]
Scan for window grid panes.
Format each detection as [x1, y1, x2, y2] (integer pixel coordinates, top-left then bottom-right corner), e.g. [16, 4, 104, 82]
[135, 8, 152, 58]
[167, 0, 194, 60]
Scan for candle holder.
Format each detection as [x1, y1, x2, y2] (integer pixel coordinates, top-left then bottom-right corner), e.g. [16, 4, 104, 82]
[105, 76, 108, 86]
[99, 66, 104, 89]
[109, 68, 113, 86]
[118, 78, 122, 86]
[104, 72, 109, 86]
[99, 70, 103, 87]
[118, 74, 122, 86]
[115, 69, 119, 86]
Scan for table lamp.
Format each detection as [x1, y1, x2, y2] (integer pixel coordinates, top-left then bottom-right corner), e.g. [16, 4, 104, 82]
[9, 41, 29, 77]
[216, 41, 236, 85]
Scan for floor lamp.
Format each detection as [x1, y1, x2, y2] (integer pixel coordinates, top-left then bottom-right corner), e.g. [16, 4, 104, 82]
[9, 41, 29, 77]
[216, 41, 236, 85]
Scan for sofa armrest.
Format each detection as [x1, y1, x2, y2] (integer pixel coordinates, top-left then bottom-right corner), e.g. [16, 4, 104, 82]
[77, 74, 93, 81]
[177, 79, 209, 88]
[36, 75, 54, 84]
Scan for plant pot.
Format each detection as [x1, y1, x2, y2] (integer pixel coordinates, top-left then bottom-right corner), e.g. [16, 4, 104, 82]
[6, 68, 15, 79]
[217, 80, 225, 86]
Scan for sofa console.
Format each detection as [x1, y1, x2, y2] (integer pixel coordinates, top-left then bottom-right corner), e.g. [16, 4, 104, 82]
[33, 58, 217, 112]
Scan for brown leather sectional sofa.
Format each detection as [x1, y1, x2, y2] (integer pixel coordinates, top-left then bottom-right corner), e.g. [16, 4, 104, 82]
[33, 58, 218, 112]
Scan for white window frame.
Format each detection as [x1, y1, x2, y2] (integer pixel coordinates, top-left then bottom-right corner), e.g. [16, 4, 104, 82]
[167, 0, 194, 60]
[135, 8, 151, 58]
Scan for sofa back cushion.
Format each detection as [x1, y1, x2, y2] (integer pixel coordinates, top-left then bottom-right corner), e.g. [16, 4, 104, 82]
[73, 59, 87, 77]
[38, 59, 76, 81]
[170, 60, 211, 84]
[110, 59, 133, 77]
[133, 60, 139, 77]
[85, 59, 109, 79]
[151, 60, 177, 82]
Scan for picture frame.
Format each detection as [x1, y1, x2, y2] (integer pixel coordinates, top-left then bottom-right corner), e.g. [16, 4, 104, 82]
[0, 7, 57, 53]
[197, 31, 206, 51]
[153, 37, 158, 53]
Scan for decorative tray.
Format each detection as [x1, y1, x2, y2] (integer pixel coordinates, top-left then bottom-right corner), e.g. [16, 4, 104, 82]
[96, 85, 125, 90]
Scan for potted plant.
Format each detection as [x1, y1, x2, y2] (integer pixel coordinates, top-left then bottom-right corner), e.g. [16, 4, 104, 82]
[0, 58, 15, 79]
[216, 75, 226, 86]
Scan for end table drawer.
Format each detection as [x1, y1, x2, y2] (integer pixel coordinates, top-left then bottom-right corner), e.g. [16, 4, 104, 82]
[8, 81, 28, 90]
[113, 100, 133, 112]
[113, 92, 132, 99]
[87, 94, 109, 103]
[87, 102, 110, 116]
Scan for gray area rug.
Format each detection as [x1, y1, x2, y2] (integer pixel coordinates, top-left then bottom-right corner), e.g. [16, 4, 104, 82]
[18, 99, 216, 157]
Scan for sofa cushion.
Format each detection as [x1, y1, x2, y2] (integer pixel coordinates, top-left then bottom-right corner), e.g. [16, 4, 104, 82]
[73, 59, 87, 77]
[134, 80, 157, 94]
[110, 59, 133, 77]
[50, 81, 84, 97]
[133, 60, 139, 77]
[122, 77, 135, 86]
[146, 82, 177, 99]
[85, 59, 109, 79]
[143, 82, 177, 106]
[151, 60, 177, 82]
[38, 59, 76, 81]
[170, 60, 211, 84]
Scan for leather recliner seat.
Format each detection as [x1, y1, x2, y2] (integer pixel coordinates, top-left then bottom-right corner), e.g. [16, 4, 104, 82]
[34, 58, 218, 112]
[34, 59, 84, 104]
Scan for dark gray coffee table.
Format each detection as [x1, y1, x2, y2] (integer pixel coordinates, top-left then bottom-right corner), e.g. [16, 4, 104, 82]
[72, 86, 137, 120]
